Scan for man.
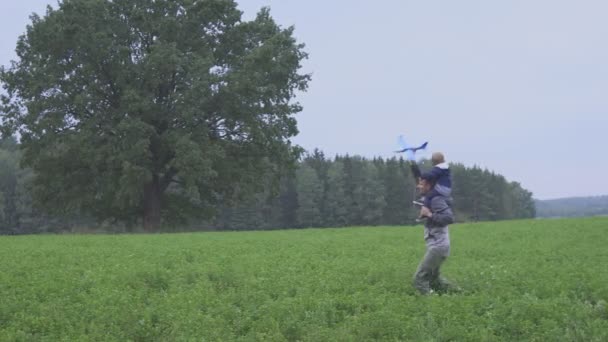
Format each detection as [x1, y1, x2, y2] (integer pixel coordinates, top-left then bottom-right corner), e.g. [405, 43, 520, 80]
[412, 174, 455, 295]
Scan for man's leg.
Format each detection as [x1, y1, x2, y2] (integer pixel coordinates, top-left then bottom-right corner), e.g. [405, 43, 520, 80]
[429, 254, 461, 293]
[413, 247, 447, 294]
[430, 267, 452, 293]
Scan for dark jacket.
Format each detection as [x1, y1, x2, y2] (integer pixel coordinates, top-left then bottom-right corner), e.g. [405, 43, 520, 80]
[424, 195, 454, 250]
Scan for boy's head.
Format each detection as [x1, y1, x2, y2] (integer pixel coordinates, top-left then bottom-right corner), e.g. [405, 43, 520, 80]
[431, 152, 445, 166]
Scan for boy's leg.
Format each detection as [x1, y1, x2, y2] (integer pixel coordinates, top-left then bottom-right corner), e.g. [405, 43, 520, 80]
[413, 247, 447, 294]
[433, 184, 453, 207]
[423, 188, 439, 208]
[434, 184, 452, 197]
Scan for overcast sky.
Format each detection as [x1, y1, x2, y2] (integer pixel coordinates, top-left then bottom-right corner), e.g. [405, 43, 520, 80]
[2, 1, 607, 199]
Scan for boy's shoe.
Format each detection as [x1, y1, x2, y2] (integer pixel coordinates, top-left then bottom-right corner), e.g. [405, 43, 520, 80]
[414, 196, 426, 206]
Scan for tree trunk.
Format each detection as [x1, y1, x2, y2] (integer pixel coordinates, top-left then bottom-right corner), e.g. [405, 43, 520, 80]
[143, 175, 162, 232]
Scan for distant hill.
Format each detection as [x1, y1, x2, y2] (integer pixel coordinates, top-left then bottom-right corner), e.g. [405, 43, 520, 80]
[535, 196, 608, 218]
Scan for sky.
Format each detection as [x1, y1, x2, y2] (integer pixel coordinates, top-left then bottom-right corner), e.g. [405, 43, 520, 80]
[1, 1, 607, 200]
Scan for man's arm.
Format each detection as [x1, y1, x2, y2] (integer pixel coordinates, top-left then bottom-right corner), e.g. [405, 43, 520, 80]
[425, 196, 454, 226]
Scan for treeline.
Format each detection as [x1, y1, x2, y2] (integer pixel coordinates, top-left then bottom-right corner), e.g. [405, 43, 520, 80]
[210, 150, 536, 230]
[0, 138, 85, 234]
[535, 196, 608, 218]
[0, 142, 535, 234]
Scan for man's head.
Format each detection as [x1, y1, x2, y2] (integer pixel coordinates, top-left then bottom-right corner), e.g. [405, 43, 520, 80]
[417, 176, 434, 194]
[431, 152, 445, 166]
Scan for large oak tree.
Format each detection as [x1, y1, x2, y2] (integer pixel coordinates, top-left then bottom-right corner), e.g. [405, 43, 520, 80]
[0, 0, 309, 230]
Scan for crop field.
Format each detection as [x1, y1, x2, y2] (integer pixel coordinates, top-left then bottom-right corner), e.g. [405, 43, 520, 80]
[1, 218, 607, 341]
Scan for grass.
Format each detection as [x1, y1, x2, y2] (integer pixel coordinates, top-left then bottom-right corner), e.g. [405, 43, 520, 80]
[1, 217, 607, 341]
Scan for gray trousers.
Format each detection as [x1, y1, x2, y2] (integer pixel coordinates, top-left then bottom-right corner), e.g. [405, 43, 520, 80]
[413, 246, 451, 294]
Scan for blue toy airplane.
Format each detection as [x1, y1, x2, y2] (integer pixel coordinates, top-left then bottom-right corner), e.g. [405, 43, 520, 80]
[395, 141, 428, 153]
[395, 135, 428, 153]
[394, 135, 427, 161]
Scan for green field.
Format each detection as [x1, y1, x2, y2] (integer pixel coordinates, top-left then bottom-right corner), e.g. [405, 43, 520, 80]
[1, 218, 607, 341]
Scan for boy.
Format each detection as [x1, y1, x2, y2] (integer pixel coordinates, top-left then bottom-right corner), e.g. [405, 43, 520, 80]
[411, 152, 452, 210]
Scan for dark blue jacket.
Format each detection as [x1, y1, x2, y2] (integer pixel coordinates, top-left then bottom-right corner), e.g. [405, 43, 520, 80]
[422, 163, 451, 188]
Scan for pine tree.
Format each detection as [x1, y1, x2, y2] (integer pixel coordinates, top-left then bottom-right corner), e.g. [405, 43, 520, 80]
[295, 164, 323, 227]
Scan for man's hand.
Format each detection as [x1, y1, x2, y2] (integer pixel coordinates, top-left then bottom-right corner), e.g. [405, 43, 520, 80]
[419, 206, 433, 218]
